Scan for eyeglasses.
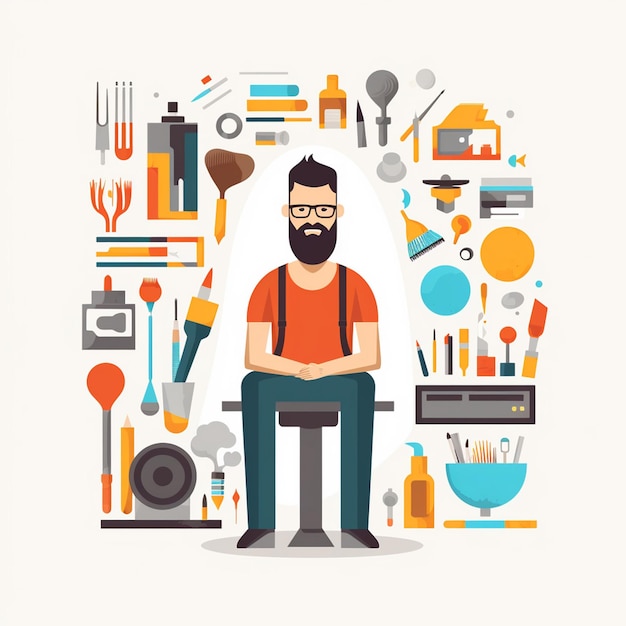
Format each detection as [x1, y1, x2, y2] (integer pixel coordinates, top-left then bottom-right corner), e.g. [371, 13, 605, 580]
[289, 204, 337, 219]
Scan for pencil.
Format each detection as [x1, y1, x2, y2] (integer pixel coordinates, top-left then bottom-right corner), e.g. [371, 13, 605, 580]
[432, 330, 437, 373]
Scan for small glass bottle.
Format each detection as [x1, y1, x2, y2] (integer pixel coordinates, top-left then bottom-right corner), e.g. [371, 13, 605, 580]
[319, 74, 346, 129]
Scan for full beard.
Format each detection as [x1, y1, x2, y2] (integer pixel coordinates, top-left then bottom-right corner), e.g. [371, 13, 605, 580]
[288, 220, 337, 265]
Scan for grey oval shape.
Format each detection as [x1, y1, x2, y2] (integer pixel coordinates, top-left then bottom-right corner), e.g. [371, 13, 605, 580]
[501, 292, 524, 309]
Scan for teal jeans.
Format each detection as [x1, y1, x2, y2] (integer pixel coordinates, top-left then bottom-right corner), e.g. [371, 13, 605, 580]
[241, 371, 375, 530]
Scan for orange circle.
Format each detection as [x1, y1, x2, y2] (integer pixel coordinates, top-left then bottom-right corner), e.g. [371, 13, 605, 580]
[480, 227, 534, 281]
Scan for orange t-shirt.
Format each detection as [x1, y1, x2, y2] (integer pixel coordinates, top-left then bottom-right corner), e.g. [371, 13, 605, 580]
[247, 264, 378, 363]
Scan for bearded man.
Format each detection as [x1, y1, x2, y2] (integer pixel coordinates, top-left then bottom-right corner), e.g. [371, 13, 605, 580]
[237, 155, 381, 549]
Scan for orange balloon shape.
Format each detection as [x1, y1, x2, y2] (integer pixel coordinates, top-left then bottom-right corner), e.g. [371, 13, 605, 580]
[480, 227, 534, 282]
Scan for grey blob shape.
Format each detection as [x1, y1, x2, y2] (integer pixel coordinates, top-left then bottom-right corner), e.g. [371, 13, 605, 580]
[376, 152, 406, 182]
[416, 68, 436, 89]
[506, 110, 515, 118]
[96, 312, 127, 332]
[501, 292, 525, 309]
[191, 421, 238, 470]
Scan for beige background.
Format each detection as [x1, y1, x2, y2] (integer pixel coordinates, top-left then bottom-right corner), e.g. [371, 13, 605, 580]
[2, 0, 624, 623]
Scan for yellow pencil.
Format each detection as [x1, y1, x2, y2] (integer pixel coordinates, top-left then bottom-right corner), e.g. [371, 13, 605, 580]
[459, 328, 469, 376]
[121, 416, 134, 514]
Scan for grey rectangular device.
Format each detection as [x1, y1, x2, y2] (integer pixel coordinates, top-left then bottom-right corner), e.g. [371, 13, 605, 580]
[415, 385, 535, 424]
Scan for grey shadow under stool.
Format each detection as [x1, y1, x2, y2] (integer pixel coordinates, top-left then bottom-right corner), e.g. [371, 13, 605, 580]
[277, 401, 340, 548]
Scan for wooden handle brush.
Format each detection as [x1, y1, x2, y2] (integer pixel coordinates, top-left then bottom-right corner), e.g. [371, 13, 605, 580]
[204, 149, 255, 244]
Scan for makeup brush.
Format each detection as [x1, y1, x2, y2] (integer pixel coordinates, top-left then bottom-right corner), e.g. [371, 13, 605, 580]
[139, 278, 162, 416]
[400, 210, 444, 260]
[204, 149, 255, 244]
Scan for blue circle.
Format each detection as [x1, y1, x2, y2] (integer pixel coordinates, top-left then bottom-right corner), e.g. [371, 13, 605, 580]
[535, 280, 543, 287]
[420, 265, 471, 315]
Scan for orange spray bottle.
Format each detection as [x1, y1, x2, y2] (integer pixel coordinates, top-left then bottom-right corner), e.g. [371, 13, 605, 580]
[404, 442, 435, 528]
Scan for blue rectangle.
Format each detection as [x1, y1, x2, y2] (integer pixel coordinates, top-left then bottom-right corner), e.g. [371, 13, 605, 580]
[479, 186, 534, 191]
[464, 520, 506, 528]
[250, 84, 299, 97]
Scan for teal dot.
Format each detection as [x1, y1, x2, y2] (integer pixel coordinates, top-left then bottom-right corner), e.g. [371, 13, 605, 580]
[535, 280, 543, 287]
[420, 265, 471, 316]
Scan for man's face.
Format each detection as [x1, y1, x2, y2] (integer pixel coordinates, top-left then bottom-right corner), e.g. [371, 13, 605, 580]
[282, 183, 344, 265]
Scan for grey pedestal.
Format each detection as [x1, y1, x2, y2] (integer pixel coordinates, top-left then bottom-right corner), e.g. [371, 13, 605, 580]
[277, 402, 340, 548]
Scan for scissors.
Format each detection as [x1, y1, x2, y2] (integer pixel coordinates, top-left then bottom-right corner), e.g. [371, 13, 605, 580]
[400, 89, 445, 162]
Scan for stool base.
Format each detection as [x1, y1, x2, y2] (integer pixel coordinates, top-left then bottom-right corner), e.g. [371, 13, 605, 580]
[288, 528, 334, 547]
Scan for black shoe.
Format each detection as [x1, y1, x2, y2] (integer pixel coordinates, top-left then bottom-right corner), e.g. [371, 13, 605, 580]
[341, 529, 379, 548]
[237, 529, 275, 548]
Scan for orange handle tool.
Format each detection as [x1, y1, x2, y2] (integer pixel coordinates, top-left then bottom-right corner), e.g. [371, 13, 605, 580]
[214, 198, 227, 244]
[102, 474, 112, 513]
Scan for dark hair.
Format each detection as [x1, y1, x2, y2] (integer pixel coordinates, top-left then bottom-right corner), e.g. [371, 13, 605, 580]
[288, 155, 337, 193]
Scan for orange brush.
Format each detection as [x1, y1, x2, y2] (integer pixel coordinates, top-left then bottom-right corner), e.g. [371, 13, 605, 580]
[522, 299, 548, 378]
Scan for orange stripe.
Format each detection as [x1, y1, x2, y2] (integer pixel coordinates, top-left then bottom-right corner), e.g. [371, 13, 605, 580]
[443, 520, 465, 528]
[247, 99, 308, 111]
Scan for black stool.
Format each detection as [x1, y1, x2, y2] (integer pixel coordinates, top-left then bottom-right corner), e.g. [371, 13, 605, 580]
[276, 401, 340, 547]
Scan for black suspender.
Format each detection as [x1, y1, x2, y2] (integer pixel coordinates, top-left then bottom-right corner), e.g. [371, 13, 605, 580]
[338, 264, 351, 356]
[273, 264, 287, 356]
[273, 264, 352, 357]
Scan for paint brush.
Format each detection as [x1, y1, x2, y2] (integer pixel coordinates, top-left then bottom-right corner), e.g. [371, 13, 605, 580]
[500, 437, 510, 463]
[172, 298, 180, 381]
[400, 210, 444, 260]
[204, 149, 255, 244]
[432, 329, 437, 373]
[175, 269, 219, 383]
[522, 299, 548, 378]
[415, 340, 429, 376]
[450, 432, 465, 463]
[447, 432, 459, 462]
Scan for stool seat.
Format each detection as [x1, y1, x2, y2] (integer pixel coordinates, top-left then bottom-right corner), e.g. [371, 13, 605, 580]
[277, 401, 339, 428]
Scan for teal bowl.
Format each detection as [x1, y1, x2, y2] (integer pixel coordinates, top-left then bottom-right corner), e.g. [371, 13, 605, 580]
[446, 463, 527, 513]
